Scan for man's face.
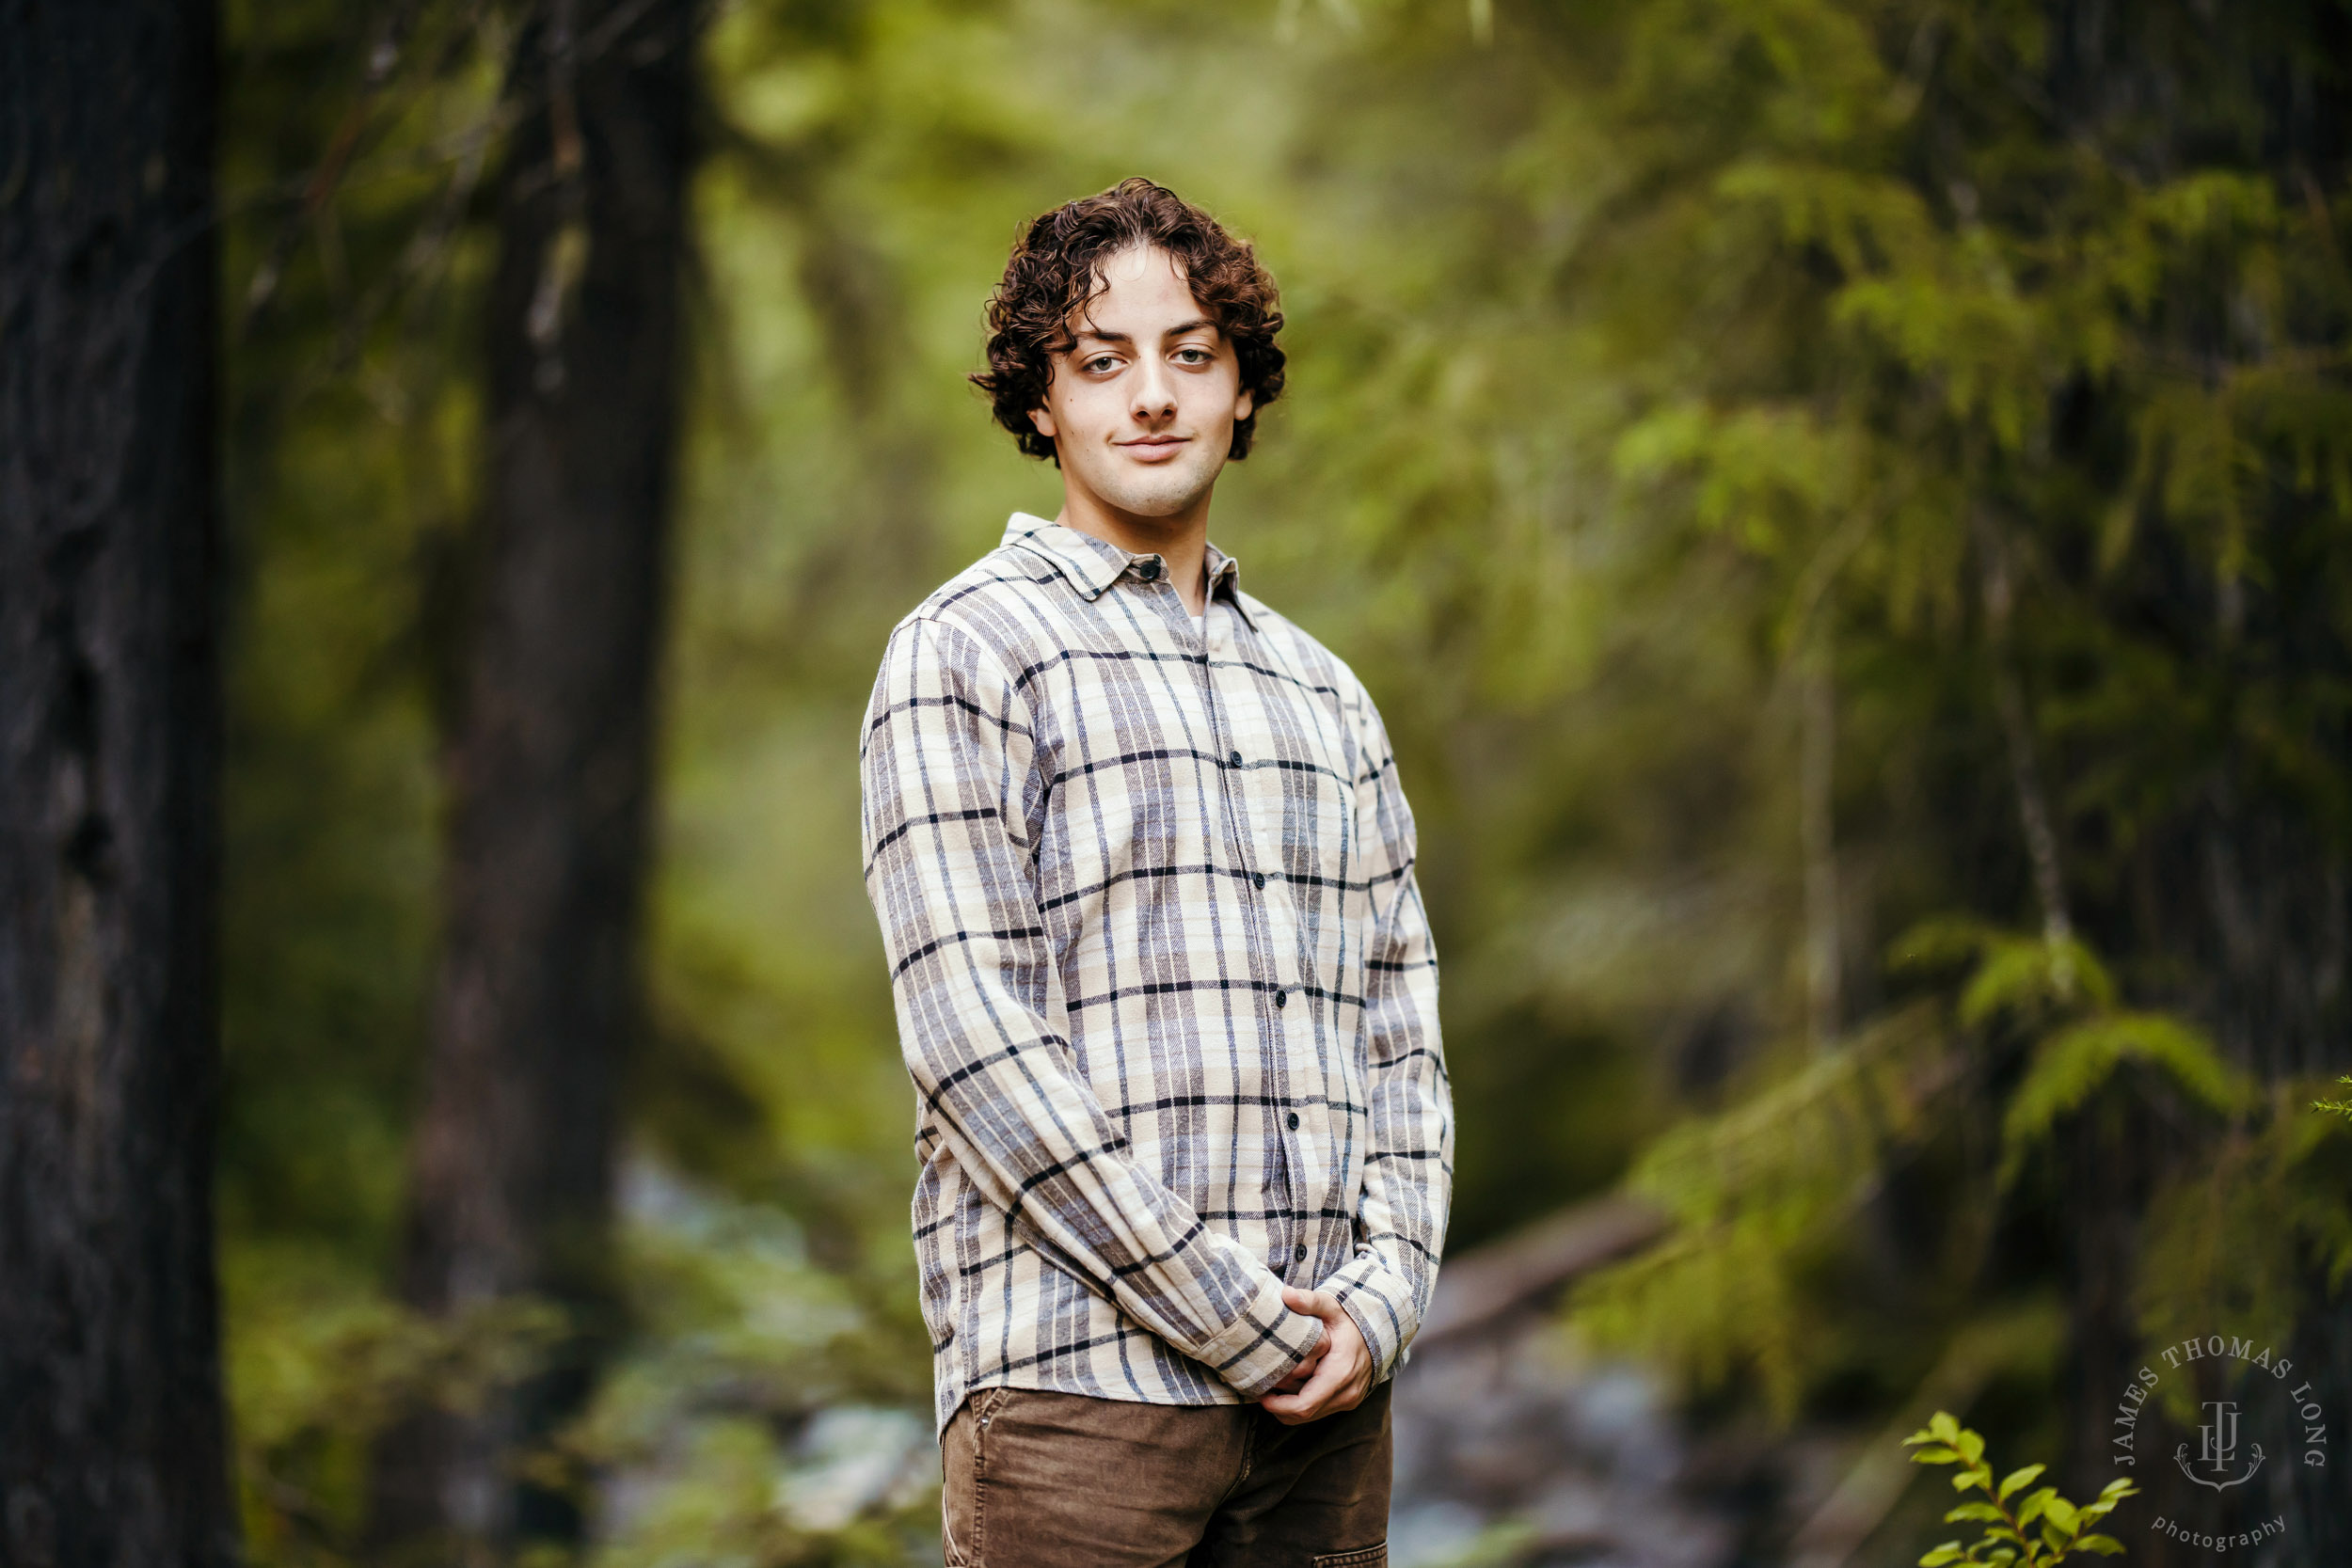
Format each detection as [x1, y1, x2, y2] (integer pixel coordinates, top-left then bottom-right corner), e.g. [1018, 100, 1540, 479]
[1029, 245, 1253, 522]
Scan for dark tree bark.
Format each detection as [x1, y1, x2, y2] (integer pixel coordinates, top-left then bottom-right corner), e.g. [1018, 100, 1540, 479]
[369, 0, 700, 1558]
[0, 2, 235, 1566]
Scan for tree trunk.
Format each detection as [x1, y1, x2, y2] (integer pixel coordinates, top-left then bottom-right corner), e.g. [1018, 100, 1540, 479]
[0, 2, 235, 1565]
[369, 0, 698, 1558]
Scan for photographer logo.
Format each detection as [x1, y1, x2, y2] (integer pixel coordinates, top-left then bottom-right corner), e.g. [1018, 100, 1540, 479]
[2180, 1400, 2261, 1491]
[2112, 1332, 2328, 1557]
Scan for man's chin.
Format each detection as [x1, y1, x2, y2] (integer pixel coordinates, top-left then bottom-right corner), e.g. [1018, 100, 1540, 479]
[1090, 467, 1221, 520]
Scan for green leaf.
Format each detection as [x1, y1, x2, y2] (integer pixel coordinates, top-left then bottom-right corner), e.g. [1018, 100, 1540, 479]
[1945, 1501, 2006, 1523]
[2043, 1496, 2080, 1535]
[2075, 1535, 2126, 1556]
[1919, 1545, 1965, 1567]
[1997, 1464, 2045, 1501]
[2000, 1011, 2251, 1185]
[1953, 1468, 1990, 1492]
[2017, 1486, 2057, 1527]
[2096, 1478, 2137, 1499]
[1958, 932, 2114, 1025]
[1930, 1411, 1963, 1444]
[1911, 1445, 1962, 1464]
[1957, 1430, 1986, 1465]
[1887, 916, 1999, 974]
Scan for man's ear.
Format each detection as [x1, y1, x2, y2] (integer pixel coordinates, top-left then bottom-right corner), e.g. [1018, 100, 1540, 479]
[1233, 386, 1254, 423]
[1030, 388, 1068, 439]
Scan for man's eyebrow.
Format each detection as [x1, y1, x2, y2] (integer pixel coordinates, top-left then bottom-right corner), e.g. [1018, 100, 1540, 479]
[1066, 318, 1220, 349]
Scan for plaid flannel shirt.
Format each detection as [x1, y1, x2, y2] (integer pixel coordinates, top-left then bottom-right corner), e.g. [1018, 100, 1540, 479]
[859, 515, 1452, 1434]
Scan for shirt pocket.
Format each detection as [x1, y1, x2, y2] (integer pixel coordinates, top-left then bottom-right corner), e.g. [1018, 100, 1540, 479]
[1262, 692, 1359, 908]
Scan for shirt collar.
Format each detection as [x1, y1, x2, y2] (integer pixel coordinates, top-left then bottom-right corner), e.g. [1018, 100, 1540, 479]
[1001, 513, 1258, 629]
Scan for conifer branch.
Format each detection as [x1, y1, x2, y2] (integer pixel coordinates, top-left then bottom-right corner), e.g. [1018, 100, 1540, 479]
[2314, 1078, 2352, 1122]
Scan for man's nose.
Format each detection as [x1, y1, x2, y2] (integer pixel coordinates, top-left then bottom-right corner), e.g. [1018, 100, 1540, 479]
[1132, 356, 1177, 421]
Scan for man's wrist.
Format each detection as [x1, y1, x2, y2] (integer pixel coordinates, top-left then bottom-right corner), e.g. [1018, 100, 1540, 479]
[1332, 1289, 1387, 1379]
[1321, 1260, 1410, 1382]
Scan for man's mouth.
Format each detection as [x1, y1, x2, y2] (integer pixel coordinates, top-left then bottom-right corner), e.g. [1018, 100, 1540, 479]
[1120, 435, 1188, 463]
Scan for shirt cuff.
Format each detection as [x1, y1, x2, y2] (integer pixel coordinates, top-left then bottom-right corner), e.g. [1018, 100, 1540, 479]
[1321, 1250, 1422, 1383]
[1196, 1266, 1325, 1397]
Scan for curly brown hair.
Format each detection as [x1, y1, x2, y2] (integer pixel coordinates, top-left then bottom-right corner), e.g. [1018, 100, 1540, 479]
[971, 178, 1286, 464]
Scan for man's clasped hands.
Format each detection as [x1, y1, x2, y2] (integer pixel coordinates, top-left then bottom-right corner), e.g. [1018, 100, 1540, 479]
[1258, 1287, 1373, 1426]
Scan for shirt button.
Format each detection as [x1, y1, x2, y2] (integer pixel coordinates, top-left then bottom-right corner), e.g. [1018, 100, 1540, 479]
[1274, 989, 1288, 1009]
[1294, 1244, 1308, 1261]
[1136, 559, 1161, 581]
[1252, 872, 1266, 891]
[1286, 1111, 1300, 1130]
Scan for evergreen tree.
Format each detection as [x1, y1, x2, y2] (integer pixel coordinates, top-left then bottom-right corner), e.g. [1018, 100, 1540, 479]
[0, 0, 238, 1561]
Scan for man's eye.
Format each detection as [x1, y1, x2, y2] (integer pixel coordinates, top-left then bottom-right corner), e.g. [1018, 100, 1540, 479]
[1085, 356, 1119, 372]
[1175, 348, 1210, 364]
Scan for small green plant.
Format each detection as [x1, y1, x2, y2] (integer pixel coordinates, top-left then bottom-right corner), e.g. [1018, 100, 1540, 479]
[1903, 1411, 2137, 1565]
[2314, 1077, 2352, 1122]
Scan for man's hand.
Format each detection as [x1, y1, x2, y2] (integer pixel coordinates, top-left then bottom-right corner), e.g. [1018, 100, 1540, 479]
[1264, 1328, 1326, 1395]
[1258, 1287, 1372, 1425]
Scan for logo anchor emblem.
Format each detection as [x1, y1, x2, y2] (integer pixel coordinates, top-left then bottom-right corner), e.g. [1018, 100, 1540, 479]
[2175, 1400, 2265, 1491]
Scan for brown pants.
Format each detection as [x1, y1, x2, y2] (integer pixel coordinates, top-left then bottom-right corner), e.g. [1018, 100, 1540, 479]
[938, 1382, 1391, 1567]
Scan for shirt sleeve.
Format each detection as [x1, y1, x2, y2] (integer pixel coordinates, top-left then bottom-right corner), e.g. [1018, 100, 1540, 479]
[859, 611, 1326, 1398]
[1320, 684, 1454, 1382]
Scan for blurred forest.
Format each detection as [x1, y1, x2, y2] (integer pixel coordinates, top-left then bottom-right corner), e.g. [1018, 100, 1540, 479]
[185, 0, 2352, 1563]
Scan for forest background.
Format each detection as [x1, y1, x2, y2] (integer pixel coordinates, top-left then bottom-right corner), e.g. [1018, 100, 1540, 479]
[39, 0, 2352, 1564]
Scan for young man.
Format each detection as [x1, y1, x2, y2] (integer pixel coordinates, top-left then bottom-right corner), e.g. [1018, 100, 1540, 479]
[858, 178, 1452, 1566]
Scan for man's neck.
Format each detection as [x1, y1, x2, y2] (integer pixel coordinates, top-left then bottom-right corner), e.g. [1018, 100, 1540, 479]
[1054, 490, 1212, 616]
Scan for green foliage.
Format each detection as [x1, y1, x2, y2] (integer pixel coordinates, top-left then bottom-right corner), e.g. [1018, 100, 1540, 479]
[1997, 1013, 2249, 1189]
[1571, 911, 2258, 1422]
[1905, 1411, 2137, 1566]
[1555, 0, 2352, 1439]
[2133, 1083, 2352, 1381]
[227, 1250, 567, 1563]
[1888, 918, 2117, 1025]
[1887, 918, 2250, 1189]
[2315, 1078, 2352, 1123]
[1570, 1006, 1960, 1418]
[218, 0, 495, 1274]
[226, 1171, 938, 1568]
